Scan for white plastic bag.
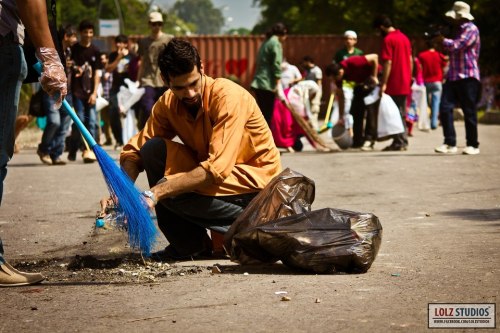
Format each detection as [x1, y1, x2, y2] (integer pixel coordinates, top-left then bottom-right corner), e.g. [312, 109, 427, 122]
[117, 79, 145, 114]
[378, 93, 404, 138]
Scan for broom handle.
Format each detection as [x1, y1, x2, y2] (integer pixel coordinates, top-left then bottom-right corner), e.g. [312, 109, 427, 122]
[34, 62, 97, 148]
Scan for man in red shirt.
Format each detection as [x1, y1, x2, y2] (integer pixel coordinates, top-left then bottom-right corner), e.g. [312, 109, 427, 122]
[373, 15, 412, 151]
[418, 40, 448, 130]
[325, 54, 379, 150]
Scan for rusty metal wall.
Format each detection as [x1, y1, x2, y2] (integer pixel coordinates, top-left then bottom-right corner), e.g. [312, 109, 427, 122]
[95, 34, 387, 114]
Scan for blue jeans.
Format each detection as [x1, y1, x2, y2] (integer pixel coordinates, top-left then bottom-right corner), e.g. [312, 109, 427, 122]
[0, 43, 27, 205]
[425, 82, 442, 129]
[67, 96, 97, 155]
[140, 137, 257, 256]
[38, 92, 72, 160]
[439, 78, 480, 148]
[0, 41, 27, 264]
[388, 95, 409, 148]
[137, 86, 166, 130]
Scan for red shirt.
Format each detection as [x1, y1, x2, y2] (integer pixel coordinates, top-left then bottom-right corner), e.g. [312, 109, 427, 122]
[340, 56, 371, 83]
[418, 49, 447, 83]
[380, 30, 412, 95]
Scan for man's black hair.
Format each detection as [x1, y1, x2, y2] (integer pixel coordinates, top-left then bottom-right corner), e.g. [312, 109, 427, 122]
[115, 34, 128, 43]
[372, 14, 392, 29]
[158, 38, 202, 83]
[302, 55, 314, 63]
[78, 19, 95, 32]
[325, 62, 343, 78]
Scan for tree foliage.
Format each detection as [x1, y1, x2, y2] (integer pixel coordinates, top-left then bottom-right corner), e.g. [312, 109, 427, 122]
[172, 0, 225, 35]
[251, 0, 500, 73]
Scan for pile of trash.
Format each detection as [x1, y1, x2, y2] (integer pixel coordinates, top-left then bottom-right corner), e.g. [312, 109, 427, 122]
[224, 168, 383, 274]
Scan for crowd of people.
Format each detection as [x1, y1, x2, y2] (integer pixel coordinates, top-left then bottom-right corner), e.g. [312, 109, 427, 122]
[261, 1, 481, 156]
[0, 0, 482, 286]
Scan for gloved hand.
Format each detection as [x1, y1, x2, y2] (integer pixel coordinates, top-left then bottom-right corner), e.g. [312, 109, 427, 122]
[36, 47, 67, 109]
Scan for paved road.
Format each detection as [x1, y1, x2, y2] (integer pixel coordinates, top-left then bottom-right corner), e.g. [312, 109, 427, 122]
[0, 122, 499, 332]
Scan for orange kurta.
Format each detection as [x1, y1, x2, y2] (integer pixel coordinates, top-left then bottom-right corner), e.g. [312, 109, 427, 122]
[120, 75, 282, 196]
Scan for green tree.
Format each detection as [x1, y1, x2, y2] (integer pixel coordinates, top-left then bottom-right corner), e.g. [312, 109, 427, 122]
[172, 0, 224, 34]
[252, 0, 500, 74]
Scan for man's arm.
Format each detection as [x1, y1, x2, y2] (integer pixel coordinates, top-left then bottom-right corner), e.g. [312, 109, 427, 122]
[380, 60, 392, 95]
[17, 0, 67, 106]
[364, 54, 380, 82]
[149, 166, 214, 205]
[17, 0, 54, 49]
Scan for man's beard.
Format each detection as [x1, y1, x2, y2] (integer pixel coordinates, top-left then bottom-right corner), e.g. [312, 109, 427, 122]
[182, 95, 202, 114]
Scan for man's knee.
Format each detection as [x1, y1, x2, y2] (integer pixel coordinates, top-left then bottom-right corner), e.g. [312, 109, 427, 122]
[140, 137, 166, 163]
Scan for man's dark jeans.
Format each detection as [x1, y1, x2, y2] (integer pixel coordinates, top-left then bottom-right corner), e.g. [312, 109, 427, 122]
[439, 78, 480, 148]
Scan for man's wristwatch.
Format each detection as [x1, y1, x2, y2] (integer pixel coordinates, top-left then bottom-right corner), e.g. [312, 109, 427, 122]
[141, 190, 158, 206]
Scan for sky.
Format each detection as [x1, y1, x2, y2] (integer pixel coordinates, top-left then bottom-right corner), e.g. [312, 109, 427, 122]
[155, 0, 262, 30]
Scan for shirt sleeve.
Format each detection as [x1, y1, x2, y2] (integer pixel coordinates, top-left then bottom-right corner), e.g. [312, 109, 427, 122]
[199, 87, 250, 184]
[443, 24, 478, 52]
[381, 38, 393, 62]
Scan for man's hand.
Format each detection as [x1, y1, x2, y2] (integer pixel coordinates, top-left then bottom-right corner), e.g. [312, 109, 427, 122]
[36, 47, 67, 108]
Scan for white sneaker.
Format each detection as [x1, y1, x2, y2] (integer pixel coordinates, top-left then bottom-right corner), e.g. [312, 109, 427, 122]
[434, 144, 457, 154]
[361, 141, 374, 151]
[462, 146, 480, 155]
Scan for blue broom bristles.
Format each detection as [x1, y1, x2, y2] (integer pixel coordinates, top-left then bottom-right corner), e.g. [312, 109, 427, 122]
[93, 146, 158, 256]
[35, 62, 158, 256]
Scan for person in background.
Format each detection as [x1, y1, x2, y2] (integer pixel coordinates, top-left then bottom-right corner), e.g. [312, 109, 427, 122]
[330, 30, 364, 135]
[334, 30, 364, 63]
[136, 12, 173, 130]
[251, 22, 287, 125]
[0, 0, 67, 286]
[280, 59, 302, 90]
[98, 52, 113, 146]
[66, 19, 101, 163]
[434, 1, 481, 155]
[118, 39, 282, 260]
[36, 24, 77, 165]
[373, 14, 412, 151]
[301, 55, 323, 130]
[106, 34, 135, 150]
[418, 39, 448, 130]
[325, 54, 380, 151]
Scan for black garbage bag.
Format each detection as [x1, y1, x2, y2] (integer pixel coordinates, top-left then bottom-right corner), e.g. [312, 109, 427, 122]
[225, 168, 383, 273]
[224, 168, 315, 264]
[232, 208, 382, 273]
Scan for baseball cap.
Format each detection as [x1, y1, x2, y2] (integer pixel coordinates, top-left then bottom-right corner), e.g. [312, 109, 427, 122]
[344, 30, 357, 39]
[149, 12, 163, 23]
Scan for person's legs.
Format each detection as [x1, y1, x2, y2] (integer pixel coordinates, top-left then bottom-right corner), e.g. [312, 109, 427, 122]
[108, 94, 123, 146]
[456, 78, 480, 148]
[85, 102, 98, 141]
[387, 95, 408, 148]
[439, 81, 457, 147]
[350, 87, 365, 148]
[426, 82, 442, 129]
[0, 43, 26, 203]
[140, 138, 255, 255]
[252, 88, 276, 125]
[364, 100, 380, 143]
[38, 92, 61, 155]
[67, 97, 84, 160]
[137, 86, 156, 130]
[50, 94, 72, 161]
[0, 237, 4, 264]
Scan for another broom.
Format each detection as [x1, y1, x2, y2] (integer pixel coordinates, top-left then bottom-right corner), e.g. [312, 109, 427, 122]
[35, 62, 158, 256]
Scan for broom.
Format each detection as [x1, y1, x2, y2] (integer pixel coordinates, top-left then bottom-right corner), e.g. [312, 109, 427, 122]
[318, 93, 335, 134]
[35, 62, 158, 256]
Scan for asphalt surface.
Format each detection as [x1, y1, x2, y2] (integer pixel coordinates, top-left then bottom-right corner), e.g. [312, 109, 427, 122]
[0, 122, 499, 332]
